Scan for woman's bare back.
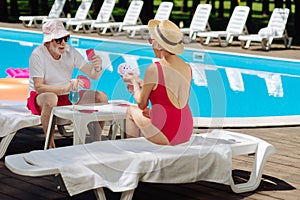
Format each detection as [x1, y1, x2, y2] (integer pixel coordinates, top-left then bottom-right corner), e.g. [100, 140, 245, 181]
[158, 57, 191, 109]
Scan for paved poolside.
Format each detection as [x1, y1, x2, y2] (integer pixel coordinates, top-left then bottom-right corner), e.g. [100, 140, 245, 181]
[0, 22, 299, 200]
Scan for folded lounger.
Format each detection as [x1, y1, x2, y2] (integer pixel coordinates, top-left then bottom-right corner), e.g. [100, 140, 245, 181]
[5, 130, 275, 199]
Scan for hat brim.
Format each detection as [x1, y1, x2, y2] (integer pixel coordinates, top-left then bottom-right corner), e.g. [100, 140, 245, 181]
[148, 20, 184, 55]
[43, 30, 70, 43]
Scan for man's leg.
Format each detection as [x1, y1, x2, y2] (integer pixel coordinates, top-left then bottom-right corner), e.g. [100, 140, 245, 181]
[36, 92, 59, 148]
[79, 90, 108, 141]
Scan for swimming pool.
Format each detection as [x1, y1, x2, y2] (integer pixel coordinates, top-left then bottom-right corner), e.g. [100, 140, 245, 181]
[1, 27, 300, 127]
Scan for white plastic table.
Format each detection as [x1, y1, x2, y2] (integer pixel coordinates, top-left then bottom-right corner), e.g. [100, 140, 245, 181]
[44, 103, 128, 149]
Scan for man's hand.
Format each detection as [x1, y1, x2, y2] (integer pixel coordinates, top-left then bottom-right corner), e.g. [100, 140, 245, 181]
[91, 55, 102, 72]
[69, 79, 84, 92]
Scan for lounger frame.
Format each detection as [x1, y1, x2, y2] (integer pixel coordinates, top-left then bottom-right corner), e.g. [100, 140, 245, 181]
[5, 130, 275, 199]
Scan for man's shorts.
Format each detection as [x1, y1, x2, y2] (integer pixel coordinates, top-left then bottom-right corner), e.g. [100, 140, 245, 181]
[27, 91, 73, 115]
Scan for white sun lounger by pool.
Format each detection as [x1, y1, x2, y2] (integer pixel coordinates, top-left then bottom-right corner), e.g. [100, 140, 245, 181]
[67, 0, 116, 32]
[19, 0, 66, 27]
[5, 130, 275, 199]
[43, 0, 93, 26]
[197, 6, 250, 46]
[92, 0, 144, 35]
[181, 4, 212, 42]
[238, 8, 292, 50]
[122, 1, 173, 38]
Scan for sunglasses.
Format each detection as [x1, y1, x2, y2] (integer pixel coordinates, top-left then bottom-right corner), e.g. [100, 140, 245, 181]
[148, 38, 154, 44]
[54, 35, 70, 44]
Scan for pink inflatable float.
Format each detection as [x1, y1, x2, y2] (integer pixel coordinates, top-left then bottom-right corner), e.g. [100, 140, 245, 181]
[6, 68, 29, 78]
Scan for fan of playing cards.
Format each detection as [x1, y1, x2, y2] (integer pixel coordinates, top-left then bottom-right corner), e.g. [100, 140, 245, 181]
[117, 63, 140, 77]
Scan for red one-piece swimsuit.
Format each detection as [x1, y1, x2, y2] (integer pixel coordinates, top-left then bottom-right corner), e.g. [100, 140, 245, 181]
[149, 62, 193, 145]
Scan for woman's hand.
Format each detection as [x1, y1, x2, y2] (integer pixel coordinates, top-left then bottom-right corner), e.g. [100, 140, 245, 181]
[127, 84, 134, 94]
[123, 72, 143, 87]
[142, 107, 151, 119]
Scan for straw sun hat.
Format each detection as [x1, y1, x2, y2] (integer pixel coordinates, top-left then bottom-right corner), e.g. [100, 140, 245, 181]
[42, 19, 70, 43]
[148, 19, 184, 54]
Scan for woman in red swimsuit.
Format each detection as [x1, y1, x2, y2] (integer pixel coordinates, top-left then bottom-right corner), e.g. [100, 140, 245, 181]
[123, 19, 193, 145]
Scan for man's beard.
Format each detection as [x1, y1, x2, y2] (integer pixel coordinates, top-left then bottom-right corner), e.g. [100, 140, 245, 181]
[49, 43, 64, 56]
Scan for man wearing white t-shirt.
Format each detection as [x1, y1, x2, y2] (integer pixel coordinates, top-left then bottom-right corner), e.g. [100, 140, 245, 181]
[27, 20, 108, 148]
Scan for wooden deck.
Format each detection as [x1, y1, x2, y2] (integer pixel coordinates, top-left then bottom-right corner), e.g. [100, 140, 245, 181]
[0, 22, 299, 199]
[0, 125, 299, 200]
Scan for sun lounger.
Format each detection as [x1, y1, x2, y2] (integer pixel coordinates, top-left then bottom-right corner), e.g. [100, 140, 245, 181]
[44, 0, 93, 26]
[122, 1, 173, 38]
[181, 4, 212, 42]
[19, 0, 66, 28]
[67, 0, 116, 32]
[197, 6, 250, 46]
[0, 103, 73, 159]
[92, 0, 144, 35]
[0, 103, 41, 159]
[5, 130, 275, 199]
[238, 8, 292, 50]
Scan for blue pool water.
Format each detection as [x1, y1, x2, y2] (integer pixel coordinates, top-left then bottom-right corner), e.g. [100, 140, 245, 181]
[1, 27, 300, 125]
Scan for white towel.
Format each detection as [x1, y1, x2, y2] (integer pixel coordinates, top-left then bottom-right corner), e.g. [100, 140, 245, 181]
[0, 104, 40, 137]
[258, 27, 276, 37]
[24, 136, 232, 196]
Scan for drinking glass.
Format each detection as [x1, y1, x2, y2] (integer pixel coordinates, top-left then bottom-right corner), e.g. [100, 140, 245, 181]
[69, 87, 80, 110]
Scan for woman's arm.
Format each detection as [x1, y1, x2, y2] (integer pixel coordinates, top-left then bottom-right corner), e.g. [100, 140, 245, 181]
[133, 64, 157, 110]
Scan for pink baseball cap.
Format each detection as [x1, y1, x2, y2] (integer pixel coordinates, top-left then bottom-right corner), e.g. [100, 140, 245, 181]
[42, 19, 70, 43]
